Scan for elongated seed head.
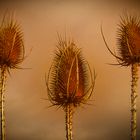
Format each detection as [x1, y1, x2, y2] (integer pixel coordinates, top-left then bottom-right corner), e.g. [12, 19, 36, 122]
[47, 37, 94, 108]
[0, 15, 25, 69]
[117, 15, 140, 66]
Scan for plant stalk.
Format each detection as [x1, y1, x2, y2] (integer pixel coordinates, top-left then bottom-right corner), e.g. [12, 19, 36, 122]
[0, 66, 6, 140]
[131, 63, 138, 140]
[65, 104, 73, 140]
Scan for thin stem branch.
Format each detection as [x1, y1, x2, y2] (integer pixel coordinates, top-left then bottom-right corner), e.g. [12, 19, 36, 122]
[131, 63, 138, 140]
[65, 104, 73, 140]
[0, 66, 6, 140]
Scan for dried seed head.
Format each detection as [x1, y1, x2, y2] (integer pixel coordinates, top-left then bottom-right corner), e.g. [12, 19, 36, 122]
[117, 15, 140, 66]
[0, 15, 25, 69]
[47, 37, 94, 108]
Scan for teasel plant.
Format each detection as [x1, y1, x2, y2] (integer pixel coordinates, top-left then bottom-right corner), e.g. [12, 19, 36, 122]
[0, 14, 25, 140]
[101, 14, 140, 140]
[46, 35, 95, 140]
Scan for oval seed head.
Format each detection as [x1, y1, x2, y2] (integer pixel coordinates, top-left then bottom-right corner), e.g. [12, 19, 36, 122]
[0, 15, 25, 70]
[117, 15, 140, 66]
[47, 37, 94, 108]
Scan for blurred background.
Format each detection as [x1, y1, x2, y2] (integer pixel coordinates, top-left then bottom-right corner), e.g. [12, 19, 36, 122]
[0, 0, 140, 139]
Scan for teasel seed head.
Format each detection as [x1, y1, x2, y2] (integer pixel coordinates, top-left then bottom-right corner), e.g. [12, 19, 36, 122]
[46, 37, 95, 109]
[0, 15, 25, 70]
[117, 15, 140, 66]
[101, 14, 140, 66]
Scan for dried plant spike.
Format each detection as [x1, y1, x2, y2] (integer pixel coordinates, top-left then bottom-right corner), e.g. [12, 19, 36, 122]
[0, 14, 25, 70]
[47, 37, 94, 108]
[117, 15, 140, 140]
[117, 15, 140, 66]
[0, 14, 25, 140]
[47, 36, 95, 140]
[102, 14, 140, 140]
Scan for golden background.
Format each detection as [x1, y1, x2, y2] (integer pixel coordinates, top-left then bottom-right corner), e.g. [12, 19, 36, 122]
[0, 0, 140, 139]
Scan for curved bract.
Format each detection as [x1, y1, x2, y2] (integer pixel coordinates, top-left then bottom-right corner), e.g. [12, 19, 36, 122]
[47, 37, 94, 108]
[0, 16, 25, 70]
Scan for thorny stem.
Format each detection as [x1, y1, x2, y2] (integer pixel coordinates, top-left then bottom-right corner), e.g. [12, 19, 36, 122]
[131, 63, 138, 140]
[0, 66, 6, 140]
[65, 104, 73, 140]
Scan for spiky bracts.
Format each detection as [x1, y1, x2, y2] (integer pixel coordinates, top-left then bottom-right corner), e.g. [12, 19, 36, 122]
[117, 15, 140, 66]
[47, 38, 94, 108]
[101, 14, 140, 140]
[0, 15, 25, 70]
[47, 37, 94, 140]
[0, 15, 25, 140]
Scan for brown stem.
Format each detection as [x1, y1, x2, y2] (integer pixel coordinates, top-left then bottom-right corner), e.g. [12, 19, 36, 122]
[0, 66, 6, 140]
[131, 63, 138, 140]
[65, 104, 73, 140]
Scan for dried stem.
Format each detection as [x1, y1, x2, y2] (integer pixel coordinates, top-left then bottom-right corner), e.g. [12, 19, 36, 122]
[0, 66, 6, 140]
[65, 104, 73, 140]
[131, 63, 138, 140]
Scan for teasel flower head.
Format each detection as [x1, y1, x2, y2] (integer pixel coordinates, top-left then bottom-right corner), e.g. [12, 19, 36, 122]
[101, 14, 140, 66]
[0, 13, 25, 140]
[46, 37, 95, 109]
[101, 14, 140, 140]
[0, 15, 25, 71]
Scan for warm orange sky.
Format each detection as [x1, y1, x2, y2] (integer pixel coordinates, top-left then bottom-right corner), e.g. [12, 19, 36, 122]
[0, 0, 140, 140]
